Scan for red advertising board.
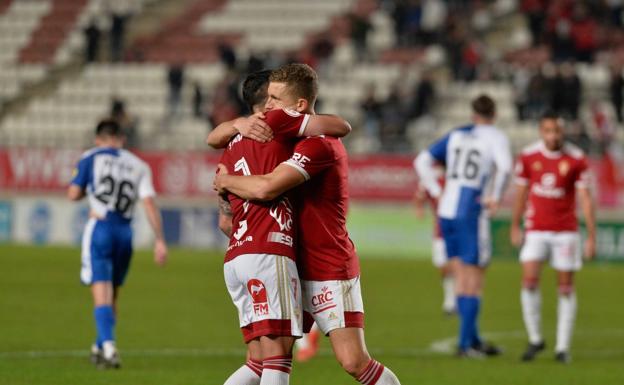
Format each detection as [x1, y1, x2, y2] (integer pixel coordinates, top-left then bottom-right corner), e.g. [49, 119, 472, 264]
[0, 148, 621, 205]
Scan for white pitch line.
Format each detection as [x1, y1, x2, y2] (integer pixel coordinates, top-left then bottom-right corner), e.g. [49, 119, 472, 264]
[429, 328, 624, 354]
[2, 329, 623, 360]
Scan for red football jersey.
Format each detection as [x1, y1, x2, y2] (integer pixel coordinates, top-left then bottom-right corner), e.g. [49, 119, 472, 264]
[283, 136, 360, 281]
[220, 109, 309, 262]
[515, 141, 590, 232]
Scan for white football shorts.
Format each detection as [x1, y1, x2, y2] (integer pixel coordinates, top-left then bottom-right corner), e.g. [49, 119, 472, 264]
[301, 276, 364, 335]
[223, 254, 303, 342]
[432, 237, 449, 268]
[520, 231, 582, 272]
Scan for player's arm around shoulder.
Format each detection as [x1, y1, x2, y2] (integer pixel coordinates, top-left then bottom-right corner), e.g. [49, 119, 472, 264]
[214, 163, 306, 201]
[206, 113, 273, 149]
[304, 114, 351, 137]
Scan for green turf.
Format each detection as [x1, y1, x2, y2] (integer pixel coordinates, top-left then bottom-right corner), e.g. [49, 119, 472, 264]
[1, 244, 623, 385]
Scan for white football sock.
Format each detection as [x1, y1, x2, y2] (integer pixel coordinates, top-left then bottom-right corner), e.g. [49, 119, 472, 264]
[442, 276, 456, 312]
[260, 369, 289, 385]
[375, 367, 402, 385]
[556, 291, 577, 352]
[521, 288, 543, 344]
[356, 360, 401, 385]
[102, 340, 117, 360]
[260, 356, 291, 385]
[224, 360, 261, 385]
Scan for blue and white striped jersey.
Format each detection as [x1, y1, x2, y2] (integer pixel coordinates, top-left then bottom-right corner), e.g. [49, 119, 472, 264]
[416, 124, 512, 220]
[71, 147, 155, 221]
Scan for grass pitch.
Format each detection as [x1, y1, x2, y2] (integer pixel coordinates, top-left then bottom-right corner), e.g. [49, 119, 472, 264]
[1, 244, 623, 385]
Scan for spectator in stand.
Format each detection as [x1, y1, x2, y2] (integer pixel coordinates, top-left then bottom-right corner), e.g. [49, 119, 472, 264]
[360, 84, 383, 144]
[609, 65, 624, 123]
[218, 41, 237, 70]
[570, 3, 597, 62]
[110, 99, 139, 149]
[513, 63, 531, 121]
[607, 0, 624, 27]
[84, 19, 100, 63]
[107, 0, 131, 62]
[311, 32, 335, 76]
[552, 62, 582, 120]
[193, 82, 204, 120]
[380, 84, 408, 151]
[547, 0, 575, 62]
[460, 38, 482, 82]
[522, 0, 547, 46]
[166, 63, 185, 123]
[526, 63, 556, 120]
[349, 9, 373, 61]
[389, 0, 409, 46]
[445, 21, 465, 81]
[409, 71, 435, 119]
[419, 0, 447, 45]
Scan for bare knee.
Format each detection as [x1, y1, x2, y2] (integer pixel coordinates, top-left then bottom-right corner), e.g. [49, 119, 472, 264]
[338, 353, 370, 377]
[522, 276, 540, 290]
[558, 283, 574, 296]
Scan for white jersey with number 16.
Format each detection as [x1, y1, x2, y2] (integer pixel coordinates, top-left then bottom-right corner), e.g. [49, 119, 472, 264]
[420, 124, 512, 220]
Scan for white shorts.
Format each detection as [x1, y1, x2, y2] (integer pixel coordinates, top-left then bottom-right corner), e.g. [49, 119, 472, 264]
[301, 276, 365, 335]
[223, 254, 303, 342]
[432, 237, 448, 268]
[519, 231, 582, 272]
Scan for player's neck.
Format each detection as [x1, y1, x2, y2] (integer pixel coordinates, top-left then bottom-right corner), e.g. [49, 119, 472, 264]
[95, 139, 123, 149]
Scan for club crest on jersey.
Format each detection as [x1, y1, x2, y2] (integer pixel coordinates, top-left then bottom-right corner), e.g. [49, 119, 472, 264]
[269, 198, 293, 231]
[532, 161, 542, 171]
[247, 279, 269, 316]
[558, 160, 570, 176]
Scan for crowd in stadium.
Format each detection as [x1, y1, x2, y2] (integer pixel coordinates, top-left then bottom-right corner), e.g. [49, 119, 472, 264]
[62, 0, 622, 156]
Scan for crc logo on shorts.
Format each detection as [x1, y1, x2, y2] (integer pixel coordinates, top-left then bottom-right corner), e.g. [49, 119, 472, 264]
[311, 286, 334, 308]
[247, 279, 269, 316]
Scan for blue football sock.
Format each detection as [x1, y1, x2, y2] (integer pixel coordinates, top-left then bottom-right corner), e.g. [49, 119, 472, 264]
[94, 305, 116, 344]
[468, 297, 482, 347]
[457, 296, 472, 351]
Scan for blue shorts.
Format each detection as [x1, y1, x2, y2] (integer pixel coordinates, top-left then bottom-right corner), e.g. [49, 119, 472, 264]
[439, 214, 491, 266]
[80, 217, 133, 286]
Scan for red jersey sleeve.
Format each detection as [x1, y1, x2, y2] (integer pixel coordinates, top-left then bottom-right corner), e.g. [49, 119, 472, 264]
[283, 136, 335, 181]
[515, 154, 530, 185]
[574, 156, 590, 189]
[264, 108, 310, 140]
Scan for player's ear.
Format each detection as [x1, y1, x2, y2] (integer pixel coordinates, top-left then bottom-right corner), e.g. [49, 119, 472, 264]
[295, 98, 308, 113]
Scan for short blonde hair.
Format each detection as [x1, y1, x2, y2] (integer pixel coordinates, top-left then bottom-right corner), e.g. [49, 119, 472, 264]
[269, 63, 318, 105]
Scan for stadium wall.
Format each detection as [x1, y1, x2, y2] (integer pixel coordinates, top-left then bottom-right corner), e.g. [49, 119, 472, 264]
[0, 148, 622, 261]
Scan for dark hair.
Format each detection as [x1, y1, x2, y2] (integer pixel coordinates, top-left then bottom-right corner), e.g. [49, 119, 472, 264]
[471, 94, 496, 119]
[540, 109, 561, 121]
[242, 69, 272, 110]
[269, 63, 318, 106]
[95, 119, 122, 137]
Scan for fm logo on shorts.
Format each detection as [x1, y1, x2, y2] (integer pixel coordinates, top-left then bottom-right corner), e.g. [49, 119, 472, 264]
[247, 279, 269, 316]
